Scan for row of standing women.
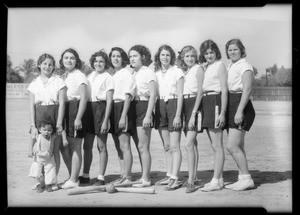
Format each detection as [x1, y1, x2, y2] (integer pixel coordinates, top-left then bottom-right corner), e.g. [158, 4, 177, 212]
[28, 38, 256, 194]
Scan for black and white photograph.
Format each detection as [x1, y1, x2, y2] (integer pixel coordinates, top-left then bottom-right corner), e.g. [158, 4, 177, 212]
[5, 4, 292, 212]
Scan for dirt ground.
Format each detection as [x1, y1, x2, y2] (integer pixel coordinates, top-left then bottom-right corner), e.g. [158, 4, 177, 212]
[5, 99, 292, 212]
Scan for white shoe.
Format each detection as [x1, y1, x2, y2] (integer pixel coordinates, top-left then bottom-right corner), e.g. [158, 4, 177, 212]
[61, 180, 79, 189]
[232, 179, 254, 191]
[114, 176, 132, 186]
[52, 183, 59, 191]
[132, 178, 151, 188]
[201, 180, 222, 192]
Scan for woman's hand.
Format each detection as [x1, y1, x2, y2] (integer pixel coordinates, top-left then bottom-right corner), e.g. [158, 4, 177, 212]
[142, 115, 152, 128]
[74, 118, 82, 131]
[173, 116, 182, 131]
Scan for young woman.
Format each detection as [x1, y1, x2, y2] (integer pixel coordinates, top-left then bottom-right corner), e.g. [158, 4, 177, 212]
[177, 45, 205, 193]
[153, 45, 184, 191]
[59, 48, 89, 189]
[109, 47, 140, 184]
[110, 48, 137, 185]
[129, 45, 157, 188]
[27, 53, 70, 191]
[86, 50, 114, 186]
[224, 38, 255, 191]
[198, 40, 228, 192]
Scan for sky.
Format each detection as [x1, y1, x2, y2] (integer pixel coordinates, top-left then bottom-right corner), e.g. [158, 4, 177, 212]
[7, 5, 292, 77]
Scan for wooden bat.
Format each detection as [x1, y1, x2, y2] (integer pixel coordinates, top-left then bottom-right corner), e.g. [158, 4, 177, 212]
[66, 181, 143, 195]
[112, 187, 155, 194]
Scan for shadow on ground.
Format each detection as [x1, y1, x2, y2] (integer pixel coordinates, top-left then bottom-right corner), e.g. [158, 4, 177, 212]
[79, 170, 292, 189]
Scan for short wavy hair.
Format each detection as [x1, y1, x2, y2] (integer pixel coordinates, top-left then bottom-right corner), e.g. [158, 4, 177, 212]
[109, 47, 129, 68]
[199, 40, 222, 64]
[128, 45, 152, 67]
[225, 38, 246, 59]
[154, 45, 176, 72]
[59, 48, 82, 70]
[89, 49, 112, 70]
[176, 45, 198, 72]
[37, 53, 56, 72]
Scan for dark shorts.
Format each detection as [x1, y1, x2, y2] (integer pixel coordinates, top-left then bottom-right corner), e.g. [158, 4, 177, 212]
[65, 100, 94, 138]
[201, 93, 223, 130]
[112, 101, 136, 136]
[182, 97, 198, 132]
[154, 98, 182, 131]
[34, 105, 59, 133]
[132, 100, 154, 128]
[226, 93, 255, 131]
[91, 101, 112, 137]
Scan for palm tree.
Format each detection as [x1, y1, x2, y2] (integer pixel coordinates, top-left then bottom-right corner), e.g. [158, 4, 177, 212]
[19, 58, 37, 80]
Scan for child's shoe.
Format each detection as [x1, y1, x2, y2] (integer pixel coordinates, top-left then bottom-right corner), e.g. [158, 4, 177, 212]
[51, 184, 59, 191]
[164, 178, 182, 191]
[36, 184, 44, 193]
[45, 185, 53, 192]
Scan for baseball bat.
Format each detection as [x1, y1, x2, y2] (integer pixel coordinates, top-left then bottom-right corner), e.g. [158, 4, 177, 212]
[114, 187, 155, 194]
[66, 181, 142, 195]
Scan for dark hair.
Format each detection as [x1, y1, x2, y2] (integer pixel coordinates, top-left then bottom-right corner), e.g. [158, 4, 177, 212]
[89, 49, 112, 70]
[109, 47, 129, 68]
[129, 45, 152, 67]
[59, 48, 82, 70]
[37, 53, 56, 72]
[199, 40, 222, 64]
[176, 45, 198, 72]
[154, 45, 176, 72]
[225, 38, 246, 59]
[39, 119, 54, 131]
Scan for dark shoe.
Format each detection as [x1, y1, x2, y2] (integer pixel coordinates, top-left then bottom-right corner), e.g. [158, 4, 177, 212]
[186, 183, 196, 193]
[78, 176, 90, 184]
[93, 179, 105, 186]
[45, 185, 53, 192]
[36, 184, 44, 193]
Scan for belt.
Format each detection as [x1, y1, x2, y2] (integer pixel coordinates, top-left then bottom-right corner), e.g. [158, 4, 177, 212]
[183, 94, 196, 99]
[160, 95, 178, 100]
[203, 91, 219, 96]
[35, 101, 59, 106]
[134, 96, 149, 101]
[229, 91, 243, 94]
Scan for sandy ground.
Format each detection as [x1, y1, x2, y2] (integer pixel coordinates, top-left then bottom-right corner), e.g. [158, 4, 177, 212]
[5, 99, 292, 212]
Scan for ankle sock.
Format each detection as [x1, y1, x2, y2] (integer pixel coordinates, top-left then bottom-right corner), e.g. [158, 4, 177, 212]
[97, 175, 105, 181]
[82, 173, 89, 178]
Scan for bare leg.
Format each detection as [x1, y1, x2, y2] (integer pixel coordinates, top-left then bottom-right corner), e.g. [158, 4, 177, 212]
[158, 128, 172, 176]
[136, 127, 152, 181]
[96, 134, 108, 177]
[82, 133, 95, 175]
[68, 137, 83, 182]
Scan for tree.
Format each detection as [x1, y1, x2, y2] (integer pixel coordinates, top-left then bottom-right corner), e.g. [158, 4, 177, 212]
[81, 61, 93, 77]
[252, 65, 258, 77]
[19, 59, 37, 80]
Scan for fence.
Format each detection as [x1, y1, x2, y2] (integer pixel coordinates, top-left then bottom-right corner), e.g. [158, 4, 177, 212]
[251, 87, 292, 101]
[5, 84, 292, 101]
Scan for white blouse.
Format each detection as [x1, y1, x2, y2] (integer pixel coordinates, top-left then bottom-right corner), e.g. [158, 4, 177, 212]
[87, 71, 113, 102]
[227, 58, 253, 92]
[64, 69, 88, 101]
[156, 65, 184, 101]
[27, 74, 66, 105]
[202, 61, 227, 93]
